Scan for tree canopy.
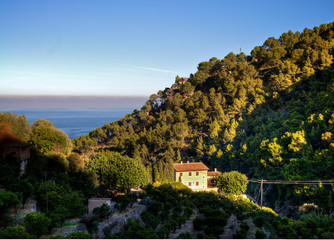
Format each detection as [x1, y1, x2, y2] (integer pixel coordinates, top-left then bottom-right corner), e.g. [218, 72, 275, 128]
[86, 150, 148, 192]
[30, 119, 72, 155]
[212, 171, 248, 194]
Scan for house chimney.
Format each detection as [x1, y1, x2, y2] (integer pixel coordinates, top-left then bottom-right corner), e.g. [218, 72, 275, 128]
[215, 168, 217, 172]
[187, 161, 189, 164]
[181, 161, 183, 164]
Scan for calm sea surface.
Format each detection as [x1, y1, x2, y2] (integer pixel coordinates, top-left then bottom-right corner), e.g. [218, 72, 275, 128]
[8, 109, 133, 139]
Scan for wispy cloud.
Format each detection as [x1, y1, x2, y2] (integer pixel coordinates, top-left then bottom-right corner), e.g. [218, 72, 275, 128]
[121, 64, 177, 74]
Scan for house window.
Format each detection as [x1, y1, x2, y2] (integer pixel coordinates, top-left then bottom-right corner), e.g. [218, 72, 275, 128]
[196, 172, 199, 176]
[196, 181, 199, 186]
[189, 172, 192, 177]
[188, 182, 192, 186]
[180, 172, 183, 177]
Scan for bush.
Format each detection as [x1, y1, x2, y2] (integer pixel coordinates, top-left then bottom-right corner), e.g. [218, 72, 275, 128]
[0, 225, 31, 239]
[49, 235, 65, 238]
[156, 225, 170, 238]
[253, 215, 265, 228]
[23, 212, 52, 238]
[115, 194, 131, 212]
[178, 232, 192, 238]
[184, 207, 194, 219]
[66, 231, 92, 239]
[8, 180, 34, 203]
[0, 190, 20, 216]
[234, 221, 249, 239]
[147, 200, 164, 215]
[212, 171, 248, 194]
[93, 203, 111, 221]
[255, 230, 266, 239]
[37, 181, 87, 218]
[299, 203, 319, 214]
[141, 211, 160, 230]
[193, 216, 203, 231]
[80, 214, 98, 235]
[114, 219, 158, 239]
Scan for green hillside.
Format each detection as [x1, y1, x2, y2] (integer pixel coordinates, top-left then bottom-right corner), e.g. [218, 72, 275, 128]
[73, 22, 334, 212]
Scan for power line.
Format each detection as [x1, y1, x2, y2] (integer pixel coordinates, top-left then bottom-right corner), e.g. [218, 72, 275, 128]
[248, 179, 334, 209]
[248, 179, 334, 185]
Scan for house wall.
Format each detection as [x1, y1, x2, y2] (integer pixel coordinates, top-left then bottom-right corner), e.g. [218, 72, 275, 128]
[175, 170, 208, 189]
[88, 198, 114, 214]
[2, 145, 30, 176]
[3, 146, 30, 161]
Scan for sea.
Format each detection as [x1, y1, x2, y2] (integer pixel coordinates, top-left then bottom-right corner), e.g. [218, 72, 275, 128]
[7, 109, 134, 140]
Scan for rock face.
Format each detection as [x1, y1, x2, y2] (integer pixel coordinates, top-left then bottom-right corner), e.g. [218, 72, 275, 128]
[97, 203, 147, 239]
[10, 197, 37, 221]
[220, 214, 240, 239]
[275, 202, 299, 218]
[169, 209, 199, 239]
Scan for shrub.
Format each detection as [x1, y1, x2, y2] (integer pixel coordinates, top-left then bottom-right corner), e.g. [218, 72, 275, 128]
[66, 231, 92, 239]
[0, 190, 20, 216]
[93, 203, 111, 221]
[119, 219, 158, 239]
[193, 216, 203, 230]
[178, 232, 192, 239]
[80, 214, 98, 235]
[23, 212, 52, 238]
[8, 180, 34, 203]
[156, 225, 170, 238]
[0, 225, 31, 239]
[299, 203, 319, 214]
[234, 221, 249, 239]
[49, 235, 65, 238]
[141, 211, 160, 230]
[253, 215, 265, 228]
[115, 195, 131, 212]
[261, 206, 278, 216]
[147, 200, 163, 215]
[255, 230, 266, 239]
[184, 207, 194, 219]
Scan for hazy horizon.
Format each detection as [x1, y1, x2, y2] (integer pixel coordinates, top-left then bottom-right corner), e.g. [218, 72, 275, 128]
[0, 95, 148, 111]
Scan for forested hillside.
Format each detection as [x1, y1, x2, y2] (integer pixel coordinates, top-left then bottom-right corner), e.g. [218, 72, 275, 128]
[73, 22, 334, 212]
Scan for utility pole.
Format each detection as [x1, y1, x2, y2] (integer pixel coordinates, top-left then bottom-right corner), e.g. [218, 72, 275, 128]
[45, 172, 48, 212]
[260, 179, 263, 209]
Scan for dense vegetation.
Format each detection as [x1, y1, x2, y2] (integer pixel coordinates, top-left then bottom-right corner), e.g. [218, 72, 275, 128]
[0, 21, 334, 238]
[0, 115, 97, 237]
[73, 22, 334, 213]
[106, 183, 334, 239]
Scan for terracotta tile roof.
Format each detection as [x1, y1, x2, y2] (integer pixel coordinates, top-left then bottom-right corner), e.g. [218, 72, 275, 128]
[207, 171, 220, 176]
[173, 162, 209, 172]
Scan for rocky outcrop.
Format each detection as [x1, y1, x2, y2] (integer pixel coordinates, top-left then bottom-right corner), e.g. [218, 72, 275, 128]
[97, 203, 147, 239]
[220, 214, 240, 239]
[169, 209, 199, 239]
[275, 201, 299, 218]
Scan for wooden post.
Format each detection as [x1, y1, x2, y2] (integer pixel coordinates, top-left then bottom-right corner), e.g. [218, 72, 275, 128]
[260, 179, 263, 209]
[45, 172, 48, 212]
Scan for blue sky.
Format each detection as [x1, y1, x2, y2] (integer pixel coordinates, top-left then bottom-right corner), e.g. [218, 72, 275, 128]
[1, 0, 334, 98]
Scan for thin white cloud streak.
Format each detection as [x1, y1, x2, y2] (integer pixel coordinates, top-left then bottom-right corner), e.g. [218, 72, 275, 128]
[116, 64, 177, 74]
[133, 66, 177, 73]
